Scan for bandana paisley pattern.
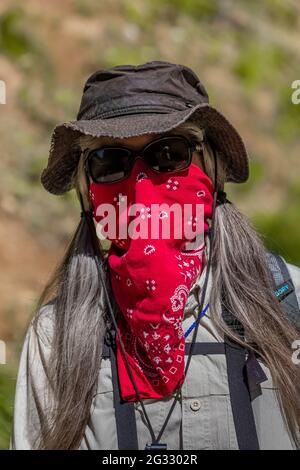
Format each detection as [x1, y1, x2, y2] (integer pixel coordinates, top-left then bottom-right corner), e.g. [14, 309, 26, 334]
[89, 159, 214, 401]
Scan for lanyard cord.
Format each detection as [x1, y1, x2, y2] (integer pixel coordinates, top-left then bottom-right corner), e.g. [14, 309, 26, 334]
[184, 303, 209, 339]
[80, 187, 217, 447]
[153, 190, 217, 445]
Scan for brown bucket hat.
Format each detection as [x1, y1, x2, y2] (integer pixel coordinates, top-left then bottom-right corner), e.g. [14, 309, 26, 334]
[41, 60, 249, 195]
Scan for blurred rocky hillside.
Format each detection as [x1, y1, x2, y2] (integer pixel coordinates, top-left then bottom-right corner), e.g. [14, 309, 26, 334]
[0, 0, 299, 449]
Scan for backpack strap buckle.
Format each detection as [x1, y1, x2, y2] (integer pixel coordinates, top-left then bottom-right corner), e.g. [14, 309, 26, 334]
[145, 443, 168, 451]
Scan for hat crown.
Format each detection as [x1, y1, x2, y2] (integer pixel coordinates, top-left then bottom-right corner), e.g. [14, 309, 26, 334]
[77, 61, 209, 121]
[41, 60, 249, 195]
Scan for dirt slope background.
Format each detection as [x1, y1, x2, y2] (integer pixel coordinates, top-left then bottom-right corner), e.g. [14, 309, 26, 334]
[0, 0, 299, 449]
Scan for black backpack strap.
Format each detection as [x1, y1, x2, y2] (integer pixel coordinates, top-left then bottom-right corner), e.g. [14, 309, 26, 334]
[103, 332, 264, 450]
[104, 330, 139, 450]
[265, 251, 300, 332]
[103, 253, 299, 450]
[185, 342, 225, 355]
[220, 252, 300, 449]
[223, 334, 260, 450]
[221, 292, 261, 451]
[102, 334, 230, 450]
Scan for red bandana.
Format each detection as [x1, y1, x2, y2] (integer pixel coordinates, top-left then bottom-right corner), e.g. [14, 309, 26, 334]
[89, 160, 214, 401]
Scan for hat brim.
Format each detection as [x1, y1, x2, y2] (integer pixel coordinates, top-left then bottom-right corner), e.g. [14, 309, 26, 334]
[41, 103, 249, 195]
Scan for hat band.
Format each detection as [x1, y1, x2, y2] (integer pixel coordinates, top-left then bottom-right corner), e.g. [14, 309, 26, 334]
[77, 94, 200, 120]
[92, 104, 190, 120]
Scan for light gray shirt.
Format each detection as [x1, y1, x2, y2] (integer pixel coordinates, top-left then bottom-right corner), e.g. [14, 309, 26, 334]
[10, 247, 300, 450]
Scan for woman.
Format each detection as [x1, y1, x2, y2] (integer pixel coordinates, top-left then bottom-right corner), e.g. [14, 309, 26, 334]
[10, 61, 300, 450]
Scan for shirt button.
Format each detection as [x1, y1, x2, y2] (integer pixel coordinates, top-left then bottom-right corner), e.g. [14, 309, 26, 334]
[190, 400, 202, 411]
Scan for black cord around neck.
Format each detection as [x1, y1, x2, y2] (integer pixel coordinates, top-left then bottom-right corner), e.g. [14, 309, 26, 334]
[77, 145, 220, 448]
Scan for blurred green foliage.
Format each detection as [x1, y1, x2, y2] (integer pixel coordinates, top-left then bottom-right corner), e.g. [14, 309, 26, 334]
[254, 183, 300, 266]
[120, 0, 218, 31]
[74, 0, 98, 17]
[276, 86, 300, 142]
[239, 0, 297, 28]
[150, 0, 219, 21]
[103, 45, 147, 69]
[0, 6, 53, 80]
[233, 40, 288, 91]
[0, 7, 32, 58]
[0, 367, 15, 449]
[230, 159, 265, 196]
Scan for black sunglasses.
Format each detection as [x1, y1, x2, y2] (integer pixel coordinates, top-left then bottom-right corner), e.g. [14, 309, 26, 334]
[84, 135, 199, 184]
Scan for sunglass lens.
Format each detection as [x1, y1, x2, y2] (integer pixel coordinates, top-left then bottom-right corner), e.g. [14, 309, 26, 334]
[144, 137, 190, 172]
[88, 148, 132, 183]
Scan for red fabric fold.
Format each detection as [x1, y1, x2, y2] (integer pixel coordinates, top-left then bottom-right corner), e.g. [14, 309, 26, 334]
[89, 160, 214, 401]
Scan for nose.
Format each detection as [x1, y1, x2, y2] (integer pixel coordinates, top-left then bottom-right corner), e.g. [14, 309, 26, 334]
[131, 156, 150, 182]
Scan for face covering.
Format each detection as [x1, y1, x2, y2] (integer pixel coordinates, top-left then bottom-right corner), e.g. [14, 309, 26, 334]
[89, 159, 214, 401]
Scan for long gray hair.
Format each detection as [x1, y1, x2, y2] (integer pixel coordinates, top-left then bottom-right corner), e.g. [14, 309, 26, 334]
[32, 122, 300, 449]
